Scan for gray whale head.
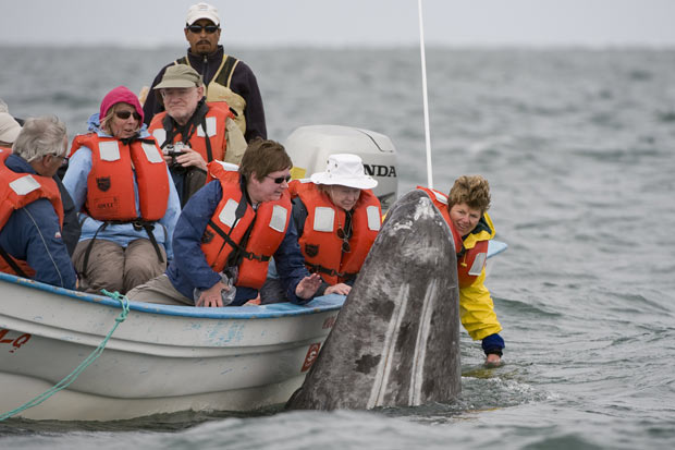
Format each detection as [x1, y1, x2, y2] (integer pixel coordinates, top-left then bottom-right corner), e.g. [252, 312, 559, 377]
[287, 189, 461, 410]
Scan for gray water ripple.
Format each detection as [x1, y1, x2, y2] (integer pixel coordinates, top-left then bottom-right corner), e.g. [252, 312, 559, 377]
[2, 46, 675, 449]
[494, 295, 563, 320]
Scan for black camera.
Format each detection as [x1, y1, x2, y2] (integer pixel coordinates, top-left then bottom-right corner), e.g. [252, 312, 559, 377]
[164, 142, 189, 170]
[164, 142, 189, 158]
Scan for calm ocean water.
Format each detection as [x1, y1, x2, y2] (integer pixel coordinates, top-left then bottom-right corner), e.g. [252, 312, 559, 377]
[1, 45, 675, 449]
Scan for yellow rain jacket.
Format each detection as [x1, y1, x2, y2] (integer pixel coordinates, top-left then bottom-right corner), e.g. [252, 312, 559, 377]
[458, 212, 503, 341]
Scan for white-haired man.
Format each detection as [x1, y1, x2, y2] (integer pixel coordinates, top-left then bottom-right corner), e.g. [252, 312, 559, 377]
[0, 116, 76, 288]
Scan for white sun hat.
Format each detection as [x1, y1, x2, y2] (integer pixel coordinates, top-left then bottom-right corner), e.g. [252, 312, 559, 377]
[310, 154, 378, 190]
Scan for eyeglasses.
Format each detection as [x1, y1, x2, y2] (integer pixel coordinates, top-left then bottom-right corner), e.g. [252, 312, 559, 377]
[52, 154, 69, 165]
[337, 227, 351, 253]
[114, 110, 142, 121]
[266, 174, 292, 184]
[186, 24, 220, 34]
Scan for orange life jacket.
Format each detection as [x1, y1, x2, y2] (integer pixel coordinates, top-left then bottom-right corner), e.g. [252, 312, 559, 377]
[148, 102, 234, 163]
[289, 180, 382, 285]
[456, 213, 494, 288]
[200, 162, 292, 289]
[70, 133, 170, 221]
[457, 239, 489, 288]
[0, 151, 64, 277]
[416, 185, 464, 254]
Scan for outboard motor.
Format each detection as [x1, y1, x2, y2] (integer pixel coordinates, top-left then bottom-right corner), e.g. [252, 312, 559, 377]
[284, 125, 398, 212]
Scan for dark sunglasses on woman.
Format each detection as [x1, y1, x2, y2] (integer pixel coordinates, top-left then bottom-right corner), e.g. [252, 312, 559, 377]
[266, 174, 292, 184]
[115, 110, 142, 121]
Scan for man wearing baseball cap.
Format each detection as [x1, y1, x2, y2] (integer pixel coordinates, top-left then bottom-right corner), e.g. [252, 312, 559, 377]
[142, 2, 267, 143]
[148, 64, 247, 206]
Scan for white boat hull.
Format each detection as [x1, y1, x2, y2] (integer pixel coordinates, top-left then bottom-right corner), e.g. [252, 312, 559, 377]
[0, 273, 343, 421]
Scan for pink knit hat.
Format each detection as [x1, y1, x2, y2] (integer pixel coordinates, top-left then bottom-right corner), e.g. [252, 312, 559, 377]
[99, 86, 144, 123]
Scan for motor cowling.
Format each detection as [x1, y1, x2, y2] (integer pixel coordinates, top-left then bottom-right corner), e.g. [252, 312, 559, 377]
[284, 125, 398, 212]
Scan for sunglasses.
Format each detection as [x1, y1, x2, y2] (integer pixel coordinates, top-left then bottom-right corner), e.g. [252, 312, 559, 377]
[266, 174, 292, 184]
[114, 110, 142, 121]
[187, 24, 220, 34]
[337, 227, 351, 253]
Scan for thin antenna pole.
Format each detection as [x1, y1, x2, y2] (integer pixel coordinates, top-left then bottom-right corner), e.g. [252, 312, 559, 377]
[418, 0, 433, 189]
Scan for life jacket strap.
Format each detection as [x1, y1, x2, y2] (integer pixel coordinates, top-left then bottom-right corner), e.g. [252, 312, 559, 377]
[0, 245, 29, 278]
[207, 219, 271, 266]
[81, 219, 164, 279]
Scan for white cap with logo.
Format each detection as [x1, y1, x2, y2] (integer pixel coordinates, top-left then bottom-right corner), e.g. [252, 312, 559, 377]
[186, 2, 220, 26]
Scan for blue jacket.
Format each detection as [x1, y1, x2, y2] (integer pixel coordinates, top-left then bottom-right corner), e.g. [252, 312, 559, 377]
[0, 154, 77, 289]
[54, 176, 80, 256]
[166, 178, 311, 306]
[62, 115, 181, 260]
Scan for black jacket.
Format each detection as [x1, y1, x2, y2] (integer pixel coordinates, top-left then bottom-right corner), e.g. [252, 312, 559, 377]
[143, 46, 267, 143]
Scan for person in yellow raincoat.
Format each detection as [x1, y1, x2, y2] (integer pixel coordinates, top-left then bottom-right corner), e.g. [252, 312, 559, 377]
[448, 175, 504, 365]
[419, 175, 505, 365]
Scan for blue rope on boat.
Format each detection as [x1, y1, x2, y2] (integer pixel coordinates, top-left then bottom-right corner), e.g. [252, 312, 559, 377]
[0, 290, 130, 421]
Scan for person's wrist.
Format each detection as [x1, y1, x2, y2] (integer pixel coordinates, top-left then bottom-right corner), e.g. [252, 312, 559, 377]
[481, 333, 505, 356]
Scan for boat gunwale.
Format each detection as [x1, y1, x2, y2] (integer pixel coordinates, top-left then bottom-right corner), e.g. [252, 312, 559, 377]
[0, 272, 344, 320]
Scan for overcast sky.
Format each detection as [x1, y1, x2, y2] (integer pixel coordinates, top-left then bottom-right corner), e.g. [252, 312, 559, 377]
[2, 0, 675, 48]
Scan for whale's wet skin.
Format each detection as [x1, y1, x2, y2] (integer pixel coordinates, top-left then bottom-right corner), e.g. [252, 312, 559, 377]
[287, 190, 461, 410]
